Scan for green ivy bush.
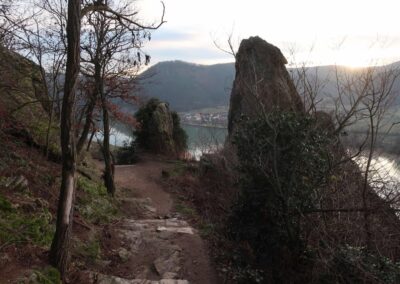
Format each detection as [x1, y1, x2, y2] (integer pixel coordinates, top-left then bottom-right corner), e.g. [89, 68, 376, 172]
[228, 111, 333, 282]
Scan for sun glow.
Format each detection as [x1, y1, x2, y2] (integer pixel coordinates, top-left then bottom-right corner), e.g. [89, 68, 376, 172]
[137, 0, 400, 66]
[334, 53, 380, 68]
[330, 48, 392, 68]
[288, 45, 399, 69]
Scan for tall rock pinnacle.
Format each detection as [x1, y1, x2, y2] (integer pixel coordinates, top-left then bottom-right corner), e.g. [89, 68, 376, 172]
[227, 36, 304, 136]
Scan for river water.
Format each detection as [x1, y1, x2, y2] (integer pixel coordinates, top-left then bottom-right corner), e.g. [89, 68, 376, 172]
[354, 155, 400, 199]
[103, 125, 400, 190]
[182, 125, 227, 160]
[100, 124, 227, 160]
[181, 126, 400, 194]
[95, 128, 132, 147]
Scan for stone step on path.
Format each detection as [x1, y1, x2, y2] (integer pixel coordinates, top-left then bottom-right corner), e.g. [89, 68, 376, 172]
[93, 157, 219, 283]
[76, 217, 195, 283]
[117, 198, 158, 218]
[89, 272, 189, 284]
[114, 218, 194, 256]
[106, 218, 196, 281]
[117, 218, 195, 235]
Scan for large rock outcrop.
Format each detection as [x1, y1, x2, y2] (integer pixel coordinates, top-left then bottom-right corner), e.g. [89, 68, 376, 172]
[227, 36, 304, 137]
[224, 37, 400, 271]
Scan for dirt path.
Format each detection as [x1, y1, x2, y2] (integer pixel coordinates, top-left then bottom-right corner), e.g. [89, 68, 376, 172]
[114, 158, 173, 216]
[86, 155, 219, 284]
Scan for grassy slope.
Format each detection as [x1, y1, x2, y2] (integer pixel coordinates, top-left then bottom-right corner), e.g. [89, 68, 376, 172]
[0, 126, 123, 283]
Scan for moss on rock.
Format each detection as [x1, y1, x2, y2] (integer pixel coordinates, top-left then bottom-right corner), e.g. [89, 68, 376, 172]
[135, 98, 188, 156]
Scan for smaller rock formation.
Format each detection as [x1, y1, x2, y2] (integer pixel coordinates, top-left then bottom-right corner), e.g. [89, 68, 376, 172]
[227, 36, 304, 137]
[135, 98, 187, 156]
[149, 101, 175, 154]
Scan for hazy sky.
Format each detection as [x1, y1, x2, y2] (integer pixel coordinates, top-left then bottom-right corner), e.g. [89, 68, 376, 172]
[137, 0, 400, 67]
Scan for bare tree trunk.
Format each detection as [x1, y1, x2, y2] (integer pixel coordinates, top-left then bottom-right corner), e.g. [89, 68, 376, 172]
[37, 65, 52, 158]
[93, 56, 116, 196]
[45, 74, 56, 158]
[86, 126, 96, 152]
[101, 95, 116, 196]
[45, 100, 54, 158]
[76, 95, 96, 154]
[55, 87, 62, 122]
[49, 0, 80, 279]
[362, 109, 376, 250]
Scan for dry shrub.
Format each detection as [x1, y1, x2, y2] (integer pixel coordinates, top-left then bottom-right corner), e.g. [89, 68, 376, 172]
[166, 148, 239, 223]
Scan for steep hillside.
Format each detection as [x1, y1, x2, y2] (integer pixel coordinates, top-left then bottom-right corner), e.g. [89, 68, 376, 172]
[0, 46, 61, 281]
[0, 45, 58, 152]
[0, 47, 113, 282]
[0, 47, 218, 283]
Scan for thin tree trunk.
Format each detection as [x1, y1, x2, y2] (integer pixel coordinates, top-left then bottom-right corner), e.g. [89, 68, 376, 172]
[45, 101, 54, 158]
[94, 56, 116, 196]
[362, 112, 375, 250]
[55, 87, 62, 122]
[101, 95, 116, 196]
[49, 172, 76, 276]
[86, 126, 96, 152]
[45, 74, 57, 159]
[77, 95, 96, 154]
[49, 0, 81, 279]
[37, 66, 52, 158]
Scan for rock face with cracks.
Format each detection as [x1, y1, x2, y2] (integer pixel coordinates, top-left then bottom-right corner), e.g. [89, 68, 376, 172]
[149, 102, 175, 154]
[135, 99, 177, 156]
[227, 36, 304, 138]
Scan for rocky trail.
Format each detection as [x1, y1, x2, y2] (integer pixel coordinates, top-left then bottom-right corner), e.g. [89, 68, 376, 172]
[81, 156, 219, 284]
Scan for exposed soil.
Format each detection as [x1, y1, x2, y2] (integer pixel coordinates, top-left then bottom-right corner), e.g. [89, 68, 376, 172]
[0, 132, 219, 284]
[92, 154, 220, 284]
[114, 157, 174, 216]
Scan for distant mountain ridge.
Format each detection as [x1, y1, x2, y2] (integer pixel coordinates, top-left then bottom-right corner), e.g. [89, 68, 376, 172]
[138, 60, 235, 111]
[136, 60, 400, 112]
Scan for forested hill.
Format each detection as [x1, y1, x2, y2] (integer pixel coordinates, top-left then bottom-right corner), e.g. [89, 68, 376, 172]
[135, 60, 400, 113]
[137, 60, 235, 111]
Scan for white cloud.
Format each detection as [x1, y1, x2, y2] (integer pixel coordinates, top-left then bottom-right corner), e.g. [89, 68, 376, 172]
[137, 0, 400, 66]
